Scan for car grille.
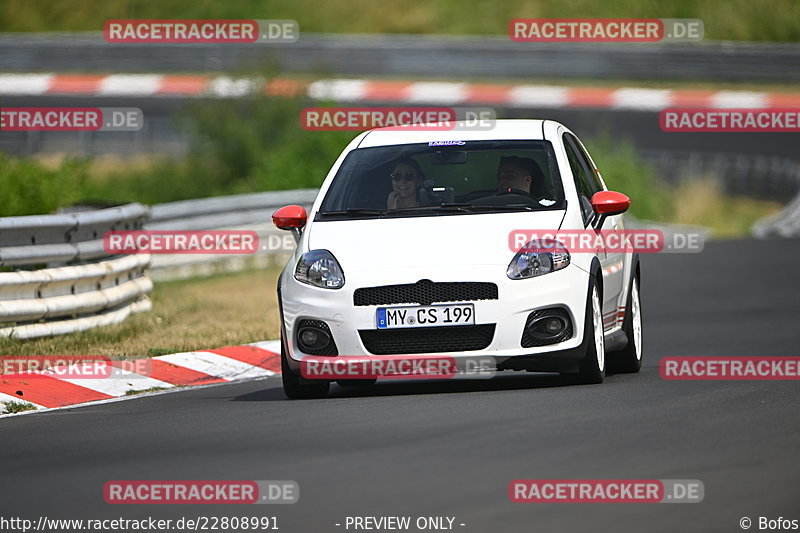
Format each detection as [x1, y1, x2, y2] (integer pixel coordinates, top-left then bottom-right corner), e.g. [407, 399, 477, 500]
[353, 280, 498, 306]
[359, 324, 496, 355]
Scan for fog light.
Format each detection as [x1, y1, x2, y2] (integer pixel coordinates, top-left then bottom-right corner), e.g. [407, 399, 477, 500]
[545, 317, 564, 334]
[300, 329, 319, 347]
[298, 326, 331, 352]
[295, 319, 338, 356]
[521, 308, 573, 348]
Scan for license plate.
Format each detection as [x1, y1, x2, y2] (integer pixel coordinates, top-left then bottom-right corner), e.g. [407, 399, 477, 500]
[376, 304, 475, 329]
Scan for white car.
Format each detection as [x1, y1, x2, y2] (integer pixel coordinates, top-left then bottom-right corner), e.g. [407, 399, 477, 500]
[273, 119, 643, 399]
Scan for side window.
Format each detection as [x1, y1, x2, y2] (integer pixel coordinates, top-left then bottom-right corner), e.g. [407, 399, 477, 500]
[567, 133, 604, 193]
[562, 134, 595, 224]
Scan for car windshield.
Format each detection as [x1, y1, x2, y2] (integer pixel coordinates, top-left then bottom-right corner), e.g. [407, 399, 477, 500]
[317, 140, 565, 219]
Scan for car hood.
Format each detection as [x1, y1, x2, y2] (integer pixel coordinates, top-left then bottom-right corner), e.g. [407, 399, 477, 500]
[307, 210, 566, 273]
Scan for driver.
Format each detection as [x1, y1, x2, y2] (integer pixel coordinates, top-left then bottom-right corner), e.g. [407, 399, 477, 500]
[496, 156, 544, 194]
[387, 158, 425, 209]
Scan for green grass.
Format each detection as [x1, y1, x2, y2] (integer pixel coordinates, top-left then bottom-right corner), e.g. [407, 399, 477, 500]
[125, 386, 169, 396]
[583, 136, 783, 235]
[2, 0, 800, 42]
[1, 400, 38, 414]
[668, 180, 782, 237]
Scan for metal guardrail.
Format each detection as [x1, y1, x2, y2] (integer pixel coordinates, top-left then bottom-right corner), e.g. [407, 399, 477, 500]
[753, 193, 800, 238]
[148, 190, 318, 230]
[0, 203, 151, 266]
[641, 151, 800, 202]
[641, 150, 800, 239]
[0, 204, 152, 339]
[642, 151, 800, 237]
[146, 190, 317, 280]
[1, 33, 799, 83]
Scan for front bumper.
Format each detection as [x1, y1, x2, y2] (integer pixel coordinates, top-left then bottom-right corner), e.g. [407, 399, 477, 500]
[279, 263, 590, 373]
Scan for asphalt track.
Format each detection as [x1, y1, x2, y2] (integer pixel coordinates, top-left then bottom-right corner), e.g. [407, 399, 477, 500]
[2, 238, 799, 533]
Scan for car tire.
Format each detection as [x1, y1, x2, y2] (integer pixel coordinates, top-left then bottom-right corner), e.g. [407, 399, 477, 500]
[281, 333, 330, 400]
[562, 279, 605, 385]
[609, 276, 643, 374]
[336, 379, 378, 387]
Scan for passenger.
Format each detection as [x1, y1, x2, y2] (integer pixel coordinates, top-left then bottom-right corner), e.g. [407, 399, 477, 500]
[387, 158, 425, 209]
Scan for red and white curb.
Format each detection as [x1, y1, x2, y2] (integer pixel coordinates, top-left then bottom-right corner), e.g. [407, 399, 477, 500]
[1, 74, 799, 110]
[0, 340, 281, 417]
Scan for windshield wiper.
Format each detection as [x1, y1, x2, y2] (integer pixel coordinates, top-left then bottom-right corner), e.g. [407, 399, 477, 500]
[389, 204, 473, 214]
[322, 204, 538, 218]
[463, 204, 534, 211]
[391, 203, 534, 214]
[319, 208, 386, 217]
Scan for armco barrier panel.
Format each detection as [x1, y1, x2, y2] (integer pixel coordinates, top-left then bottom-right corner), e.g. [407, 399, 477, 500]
[0, 191, 318, 338]
[0, 204, 152, 339]
[145, 189, 317, 280]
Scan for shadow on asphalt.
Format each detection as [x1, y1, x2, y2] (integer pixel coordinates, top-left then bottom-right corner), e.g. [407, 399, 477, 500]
[231, 371, 598, 402]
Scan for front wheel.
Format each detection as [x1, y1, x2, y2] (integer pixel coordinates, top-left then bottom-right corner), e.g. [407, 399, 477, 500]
[281, 334, 330, 399]
[562, 281, 605, 385]
[609, 276, 643, 373]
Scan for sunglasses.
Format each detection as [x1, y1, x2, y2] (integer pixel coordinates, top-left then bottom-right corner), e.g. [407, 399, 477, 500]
[391, 172, 418, 181]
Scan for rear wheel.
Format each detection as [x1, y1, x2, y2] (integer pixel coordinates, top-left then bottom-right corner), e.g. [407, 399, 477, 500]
[281, 334, 330, 400]
[609, 276, 643, 373]
[562, 281, 605, 385]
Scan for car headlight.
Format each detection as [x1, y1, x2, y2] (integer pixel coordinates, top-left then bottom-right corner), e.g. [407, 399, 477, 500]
[507, 239, 570, 279]
[295, 249, 345, 289]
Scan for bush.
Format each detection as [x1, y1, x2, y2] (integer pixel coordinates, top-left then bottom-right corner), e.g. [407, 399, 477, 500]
[582, 135, 673, 221]
[183, 96, 355, 193]
[0, 154, 91, 216]
[82, 96, 356, 205]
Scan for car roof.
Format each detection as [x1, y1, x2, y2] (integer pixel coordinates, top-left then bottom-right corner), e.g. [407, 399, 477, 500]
[356, 119, 551, 148]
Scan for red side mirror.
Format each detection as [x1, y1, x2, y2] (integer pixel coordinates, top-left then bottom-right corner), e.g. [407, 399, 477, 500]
[272, 205, 307, 230]
[591, 191, 630, 216]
